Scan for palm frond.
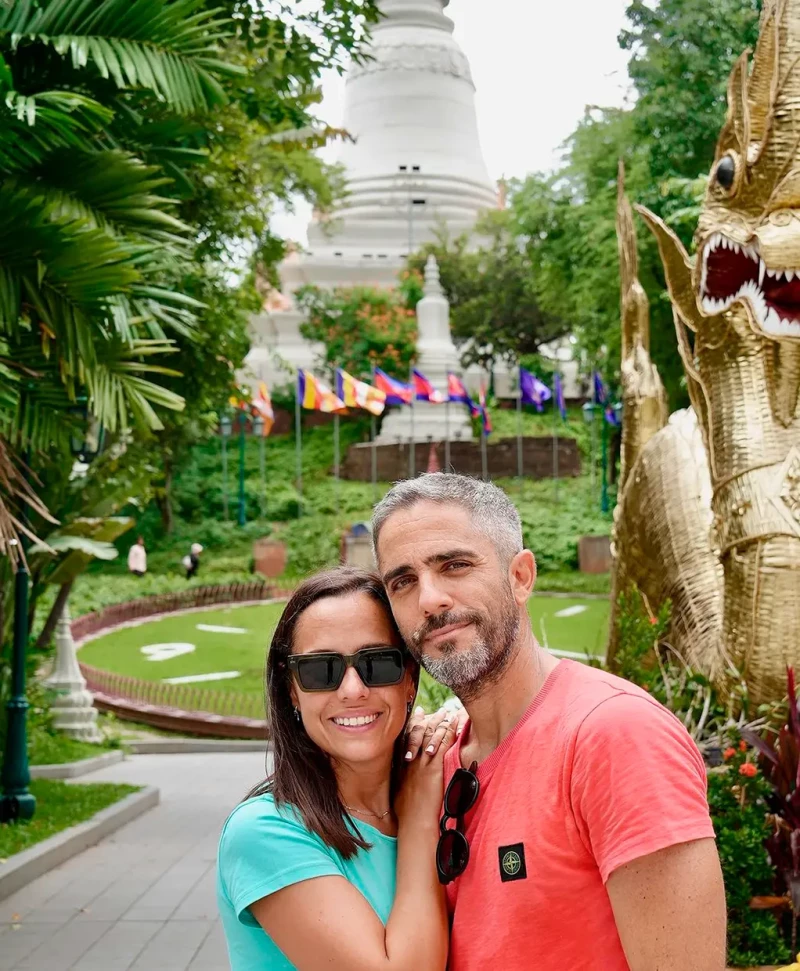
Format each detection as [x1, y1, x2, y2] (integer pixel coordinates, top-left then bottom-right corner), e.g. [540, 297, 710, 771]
[0, 0, 243, 114]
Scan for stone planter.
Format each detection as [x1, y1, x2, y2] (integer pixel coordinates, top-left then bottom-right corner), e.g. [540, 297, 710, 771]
[578, 534, 612, 574]
[253, 538, 287, 578]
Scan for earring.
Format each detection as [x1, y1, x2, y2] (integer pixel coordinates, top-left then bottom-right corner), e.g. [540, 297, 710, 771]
[293, 706, 301, 723]
[406, 700, 413, 716]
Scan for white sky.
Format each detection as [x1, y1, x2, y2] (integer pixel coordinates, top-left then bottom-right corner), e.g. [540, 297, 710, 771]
[271, 0, 634, 245]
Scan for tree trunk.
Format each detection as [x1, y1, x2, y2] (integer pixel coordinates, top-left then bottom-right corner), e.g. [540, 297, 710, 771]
[35, 580, 74, 650]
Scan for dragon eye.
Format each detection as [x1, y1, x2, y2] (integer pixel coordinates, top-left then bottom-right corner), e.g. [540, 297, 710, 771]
[716, 155, 737, 191]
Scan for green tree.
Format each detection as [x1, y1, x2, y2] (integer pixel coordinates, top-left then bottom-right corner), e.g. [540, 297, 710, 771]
[297, 284, 418, 381]
[407, 211, 566, 371]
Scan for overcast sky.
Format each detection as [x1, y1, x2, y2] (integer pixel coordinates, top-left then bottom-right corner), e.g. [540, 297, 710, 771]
[272, 0, 634, 244]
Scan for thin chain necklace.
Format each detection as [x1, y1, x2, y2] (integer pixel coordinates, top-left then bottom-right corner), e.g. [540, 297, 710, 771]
[345, 805, 392, 820]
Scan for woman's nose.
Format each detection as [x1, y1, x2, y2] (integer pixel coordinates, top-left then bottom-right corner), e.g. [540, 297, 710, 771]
[337, 664, 369, 700]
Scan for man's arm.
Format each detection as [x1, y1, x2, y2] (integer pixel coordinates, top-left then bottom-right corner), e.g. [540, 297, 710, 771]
[607, 837, 726, 971]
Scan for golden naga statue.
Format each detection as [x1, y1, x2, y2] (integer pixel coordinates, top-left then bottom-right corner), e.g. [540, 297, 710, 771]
[609, 0, 800, 705]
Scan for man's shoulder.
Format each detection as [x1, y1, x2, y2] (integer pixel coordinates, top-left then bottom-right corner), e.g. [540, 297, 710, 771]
[538, 660, 674, 737]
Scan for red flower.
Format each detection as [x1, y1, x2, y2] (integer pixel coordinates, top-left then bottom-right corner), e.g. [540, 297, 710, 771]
[739, 740, 748, 753]
[723, 747, 737, 761]
[739, 763, 757, 778]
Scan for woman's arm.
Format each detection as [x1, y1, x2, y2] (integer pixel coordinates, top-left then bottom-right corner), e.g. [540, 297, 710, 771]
[249, 725, 454, 971]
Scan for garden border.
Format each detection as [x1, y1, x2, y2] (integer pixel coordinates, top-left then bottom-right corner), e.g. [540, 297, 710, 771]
[0, 785, 159, 902]
[72, 581, 295, 738]
[30, 750, 125, 780]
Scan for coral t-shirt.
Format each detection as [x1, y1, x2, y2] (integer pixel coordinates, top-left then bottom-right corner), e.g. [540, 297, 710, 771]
[443, 660, 715, 971]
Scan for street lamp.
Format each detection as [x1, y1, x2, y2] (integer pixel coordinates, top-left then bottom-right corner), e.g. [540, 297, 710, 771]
[0, 397, 101, 822]
[219, 413, 232, 521]
[253, 415, 266, 519]
[237, 407, 247, 527]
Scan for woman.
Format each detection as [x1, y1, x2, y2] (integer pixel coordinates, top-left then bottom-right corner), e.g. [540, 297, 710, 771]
[217, 567, 457, 970]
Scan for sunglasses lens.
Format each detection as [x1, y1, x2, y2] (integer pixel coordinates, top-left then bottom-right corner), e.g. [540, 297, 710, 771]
[444, 769, 480, 817]
[295, 655, 345, 691]
[437, 829, 470, 884]
[356, 649, 405, 687]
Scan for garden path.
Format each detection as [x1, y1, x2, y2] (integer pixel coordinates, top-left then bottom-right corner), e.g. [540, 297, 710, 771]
[0, 751, 268, 970]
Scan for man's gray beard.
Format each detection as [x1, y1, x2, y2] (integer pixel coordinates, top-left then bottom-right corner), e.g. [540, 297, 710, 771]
[418, 598, 520, 703]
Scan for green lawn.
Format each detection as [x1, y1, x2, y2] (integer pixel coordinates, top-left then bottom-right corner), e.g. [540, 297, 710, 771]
[78, 596, 609, 696]
[0, 780, 139, 859]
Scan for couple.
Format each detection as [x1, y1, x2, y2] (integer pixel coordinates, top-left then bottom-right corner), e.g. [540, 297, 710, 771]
[217, 473, 726, 970]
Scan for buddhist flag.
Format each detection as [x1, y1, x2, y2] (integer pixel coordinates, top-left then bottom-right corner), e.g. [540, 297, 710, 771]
[413, 368, 445, 404]
[374, 367, 413, 406]
[477, 383, 492, 436]
[298, 370, 346, 413]
[520, 367, 552, 413]
[335, 369, 386, 416]
[553, 372, 567, 421]
[252, 382, 275, 436]
[593, 370, 608, 405]
[447, 373, 476, 410]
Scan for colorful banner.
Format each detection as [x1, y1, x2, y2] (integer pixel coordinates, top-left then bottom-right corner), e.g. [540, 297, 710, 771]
[298, 370, 346, 413]
[252, 382, 275, 436]
[554, 372, 567, 421]
[447, 372, 475, 409]
[413, 368, 445, 404]
[477, 383, 492, 435]
[374, 367, 413, 406]
[593, 370, 609, 405]
[520, 367, 552, 413]
[335, 369, 386, 416]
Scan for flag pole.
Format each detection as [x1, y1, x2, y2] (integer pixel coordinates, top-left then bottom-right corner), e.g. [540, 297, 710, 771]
[444, 393, 451, 471]
[370, 415, 378, 505]
[259, 426, 266, 519]
[481, 426, 488, 481]
[409, 366, 416, 478]
[334, 412, 341, 515]
[590, 371, 597, 505]
[295, 375, 303, 517]
[553, 371, 559, 505]
[516, 363, 524, 493]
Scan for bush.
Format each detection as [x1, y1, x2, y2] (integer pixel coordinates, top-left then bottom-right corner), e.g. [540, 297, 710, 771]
[708, 747, 791, 967]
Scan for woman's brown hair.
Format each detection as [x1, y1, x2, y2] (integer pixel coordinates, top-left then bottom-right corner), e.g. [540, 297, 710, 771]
[246, 567, 419, 858]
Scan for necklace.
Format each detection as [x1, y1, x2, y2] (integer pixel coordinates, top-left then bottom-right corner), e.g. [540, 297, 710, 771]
[345, 805, 392, 820]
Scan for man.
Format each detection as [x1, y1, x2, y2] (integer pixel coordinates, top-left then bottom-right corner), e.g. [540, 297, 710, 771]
[372, 473, 725, 971]
[127, 535, 147, 577]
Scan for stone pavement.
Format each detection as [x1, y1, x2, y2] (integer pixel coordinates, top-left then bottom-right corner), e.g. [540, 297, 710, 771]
[0, 751, 269, 970]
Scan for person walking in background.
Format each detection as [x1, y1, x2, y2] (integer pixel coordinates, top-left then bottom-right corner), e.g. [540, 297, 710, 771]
[183, 542, 203, 579]
[127, 536, 147, 577]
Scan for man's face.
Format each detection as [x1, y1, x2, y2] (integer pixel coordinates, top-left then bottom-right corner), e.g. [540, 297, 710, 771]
[377, 501, 527, 701]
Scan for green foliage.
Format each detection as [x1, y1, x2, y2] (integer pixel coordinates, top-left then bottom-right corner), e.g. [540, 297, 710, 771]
[509, 0, 763, 410]
[297, 284, 418, 380]
[406, 212, 566, 371]
[0, 779, 139, 859]
[708, 748, 792, 967]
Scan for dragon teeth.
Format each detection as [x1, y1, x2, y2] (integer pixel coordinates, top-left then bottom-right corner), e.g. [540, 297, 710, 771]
[759, 259, 766, 286]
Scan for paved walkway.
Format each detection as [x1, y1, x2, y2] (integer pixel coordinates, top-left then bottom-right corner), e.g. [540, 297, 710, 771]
[0, 751, 268, 970]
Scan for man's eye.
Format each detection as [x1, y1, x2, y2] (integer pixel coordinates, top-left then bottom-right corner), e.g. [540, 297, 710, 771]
[392, 576, 413, 591]
[444, 561, 470, 571]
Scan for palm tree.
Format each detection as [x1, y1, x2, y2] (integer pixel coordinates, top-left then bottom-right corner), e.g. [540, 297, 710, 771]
[0, 0, 242, 554]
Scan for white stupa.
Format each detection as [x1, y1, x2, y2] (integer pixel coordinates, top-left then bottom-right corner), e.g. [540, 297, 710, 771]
[245, 0, 497, 388]
[377, 254, 473, 443]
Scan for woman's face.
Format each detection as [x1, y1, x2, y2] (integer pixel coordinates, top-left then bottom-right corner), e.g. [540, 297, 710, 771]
[290, 591, 415, 767]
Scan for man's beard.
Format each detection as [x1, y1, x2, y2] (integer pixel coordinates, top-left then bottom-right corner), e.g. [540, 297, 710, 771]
[407, 585, 520, 702]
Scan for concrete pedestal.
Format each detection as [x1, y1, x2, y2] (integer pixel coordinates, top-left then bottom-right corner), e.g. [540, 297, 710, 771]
[45, 606, 102, 742]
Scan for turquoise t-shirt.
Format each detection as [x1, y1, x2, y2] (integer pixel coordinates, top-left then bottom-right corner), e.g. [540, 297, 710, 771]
[216, 792, 398, 970]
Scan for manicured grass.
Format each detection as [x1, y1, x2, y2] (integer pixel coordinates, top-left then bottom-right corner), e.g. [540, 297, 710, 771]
[0, 779, 139, 859]
[78, 596, 610, 696]
[29, 731, 121, 767]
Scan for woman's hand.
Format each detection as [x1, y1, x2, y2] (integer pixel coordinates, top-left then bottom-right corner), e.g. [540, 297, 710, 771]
[404, 701, 467, 763]
[395, 716, 458, 830]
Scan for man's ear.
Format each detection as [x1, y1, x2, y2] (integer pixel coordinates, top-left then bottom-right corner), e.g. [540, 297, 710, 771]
[509, 549, 536, 605]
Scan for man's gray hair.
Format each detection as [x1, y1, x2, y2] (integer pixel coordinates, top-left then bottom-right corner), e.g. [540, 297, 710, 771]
[372, 473, 524, 564]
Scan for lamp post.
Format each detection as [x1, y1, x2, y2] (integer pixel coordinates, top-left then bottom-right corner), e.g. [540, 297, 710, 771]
[237, 407, 247, 527]
[253, 415, 266, 519]
[220, 414, 232, 521]
[0, 396, 101, 822]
